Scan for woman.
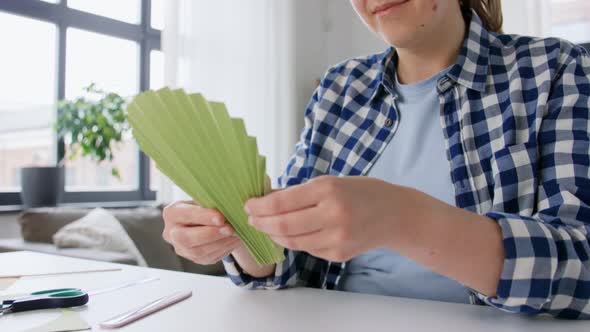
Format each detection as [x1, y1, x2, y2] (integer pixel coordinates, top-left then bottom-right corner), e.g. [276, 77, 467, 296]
[162, 0, 590, 319]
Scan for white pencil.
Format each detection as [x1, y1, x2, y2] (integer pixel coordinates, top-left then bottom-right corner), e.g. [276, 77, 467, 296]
[100, 290, 193, 329]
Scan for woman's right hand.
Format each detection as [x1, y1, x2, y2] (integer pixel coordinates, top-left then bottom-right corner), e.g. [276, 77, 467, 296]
[162, 201, 244, 265]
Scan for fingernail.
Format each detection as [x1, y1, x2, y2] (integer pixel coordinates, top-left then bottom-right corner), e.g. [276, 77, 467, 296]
[248, 217, 255, 226]
[212, 216, 223, 226]
[220, 227, 234, 236]
[244, 203, 251, 214]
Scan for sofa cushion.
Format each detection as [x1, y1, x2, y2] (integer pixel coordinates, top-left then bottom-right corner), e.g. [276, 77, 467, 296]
[53, 208, 148, 266]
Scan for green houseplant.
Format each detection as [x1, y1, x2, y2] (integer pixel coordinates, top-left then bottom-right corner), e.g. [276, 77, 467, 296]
[55, 83, 129, 178]
[20, 84, 129, 207]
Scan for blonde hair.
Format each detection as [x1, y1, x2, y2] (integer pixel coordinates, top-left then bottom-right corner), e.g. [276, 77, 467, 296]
[459, 0, 503, 33]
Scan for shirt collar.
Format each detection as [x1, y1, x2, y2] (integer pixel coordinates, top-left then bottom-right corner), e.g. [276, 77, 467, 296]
[368, 10, 490, 102]
[446, 11, 490, 92]
[368, 47, 396, 102]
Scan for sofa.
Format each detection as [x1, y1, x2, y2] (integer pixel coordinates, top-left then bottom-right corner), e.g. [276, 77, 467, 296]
[0, 207, 225, 276]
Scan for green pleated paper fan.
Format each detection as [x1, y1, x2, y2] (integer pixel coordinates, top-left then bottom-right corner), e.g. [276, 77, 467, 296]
[127, 88, 284, 266]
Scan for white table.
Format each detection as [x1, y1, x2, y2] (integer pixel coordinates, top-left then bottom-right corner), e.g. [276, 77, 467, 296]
[0, 251, 588, 331]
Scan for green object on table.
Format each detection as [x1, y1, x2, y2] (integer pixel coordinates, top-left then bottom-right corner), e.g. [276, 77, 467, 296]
[127, 88, 285, 266]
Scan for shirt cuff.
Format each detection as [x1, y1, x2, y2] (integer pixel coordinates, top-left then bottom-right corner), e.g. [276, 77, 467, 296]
[221, 252, 294, 290]
[477, 212, 558, 313]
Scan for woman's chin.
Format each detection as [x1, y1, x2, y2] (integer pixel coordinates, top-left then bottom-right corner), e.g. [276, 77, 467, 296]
[376, 23, 431, 49]
[378, 33, 416, 49]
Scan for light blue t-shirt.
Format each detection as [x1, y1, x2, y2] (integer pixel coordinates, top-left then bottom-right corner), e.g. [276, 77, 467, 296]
[337, 67, 470, 304]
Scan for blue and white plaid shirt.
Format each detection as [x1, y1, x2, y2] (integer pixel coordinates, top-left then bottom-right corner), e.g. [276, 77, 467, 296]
[223, 12, 590, 319]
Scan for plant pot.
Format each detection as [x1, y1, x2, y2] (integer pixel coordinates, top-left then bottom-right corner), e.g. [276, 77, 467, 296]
[20, 166, 64, 208]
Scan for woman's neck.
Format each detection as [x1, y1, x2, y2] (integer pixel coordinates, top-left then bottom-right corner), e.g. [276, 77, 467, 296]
[395, 12, 467, 85]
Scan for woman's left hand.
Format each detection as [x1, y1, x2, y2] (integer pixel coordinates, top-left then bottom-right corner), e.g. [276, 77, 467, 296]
[245, 176, 448, 262]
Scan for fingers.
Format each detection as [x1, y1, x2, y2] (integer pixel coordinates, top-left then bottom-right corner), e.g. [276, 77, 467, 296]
[169, 225, 236, 248]
[176, 236, 242, 265]
[207, 241, 242, 263]
[163, 201, 244, 265]
[249, 206, 325, 237]
[162, 200, 227, 243]
[163, 201, 225, 227]
[245, 182, 320, 217]
[269, 230, 325, 251]
[266, 223, 354, 259]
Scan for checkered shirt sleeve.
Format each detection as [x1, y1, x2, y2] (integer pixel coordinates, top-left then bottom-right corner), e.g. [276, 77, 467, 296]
[477, 47, 590, 319]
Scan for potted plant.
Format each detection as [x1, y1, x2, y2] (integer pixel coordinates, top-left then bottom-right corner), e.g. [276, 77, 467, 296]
[19, 84, 129, 207]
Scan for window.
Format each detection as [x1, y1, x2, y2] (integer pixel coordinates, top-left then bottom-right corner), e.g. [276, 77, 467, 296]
[0, 0, 163, 207]
[65, 28, 139, 192]
[0, 13, 56, 193]
[68, 0, 141, 25]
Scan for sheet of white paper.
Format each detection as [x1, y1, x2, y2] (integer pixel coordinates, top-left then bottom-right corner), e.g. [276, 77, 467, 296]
[1, 309, 89, 332]
[0, 277, 19, 291]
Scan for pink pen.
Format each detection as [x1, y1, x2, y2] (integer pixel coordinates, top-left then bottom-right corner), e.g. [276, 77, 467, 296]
[99, 290, 193, 329]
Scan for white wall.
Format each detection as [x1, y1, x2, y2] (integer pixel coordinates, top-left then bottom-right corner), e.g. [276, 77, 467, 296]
[292, 0, 326, 140]
[501, 0, 551, 36]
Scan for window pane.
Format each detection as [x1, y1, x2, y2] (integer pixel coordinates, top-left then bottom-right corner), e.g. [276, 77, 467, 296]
[550, 0, 590, 43]
[68, 0, 140, 24]
[150, 160, 160, 192]
[0, 13, 56, 192]
[65, 28, 139, 192]
[151, 0, 164, 30]
[150, 50, 164, 90]
[66, 28, 139, 99]
[65, 139, 139, 192]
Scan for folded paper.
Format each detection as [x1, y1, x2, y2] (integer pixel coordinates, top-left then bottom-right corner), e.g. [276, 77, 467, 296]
[127, 88, 284, 266]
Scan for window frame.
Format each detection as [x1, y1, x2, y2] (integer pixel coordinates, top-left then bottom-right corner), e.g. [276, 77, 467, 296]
[0, 0, 159, 207]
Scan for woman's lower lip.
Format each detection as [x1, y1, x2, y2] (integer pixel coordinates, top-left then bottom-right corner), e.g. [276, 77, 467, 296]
[374, 1, 408, 17]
